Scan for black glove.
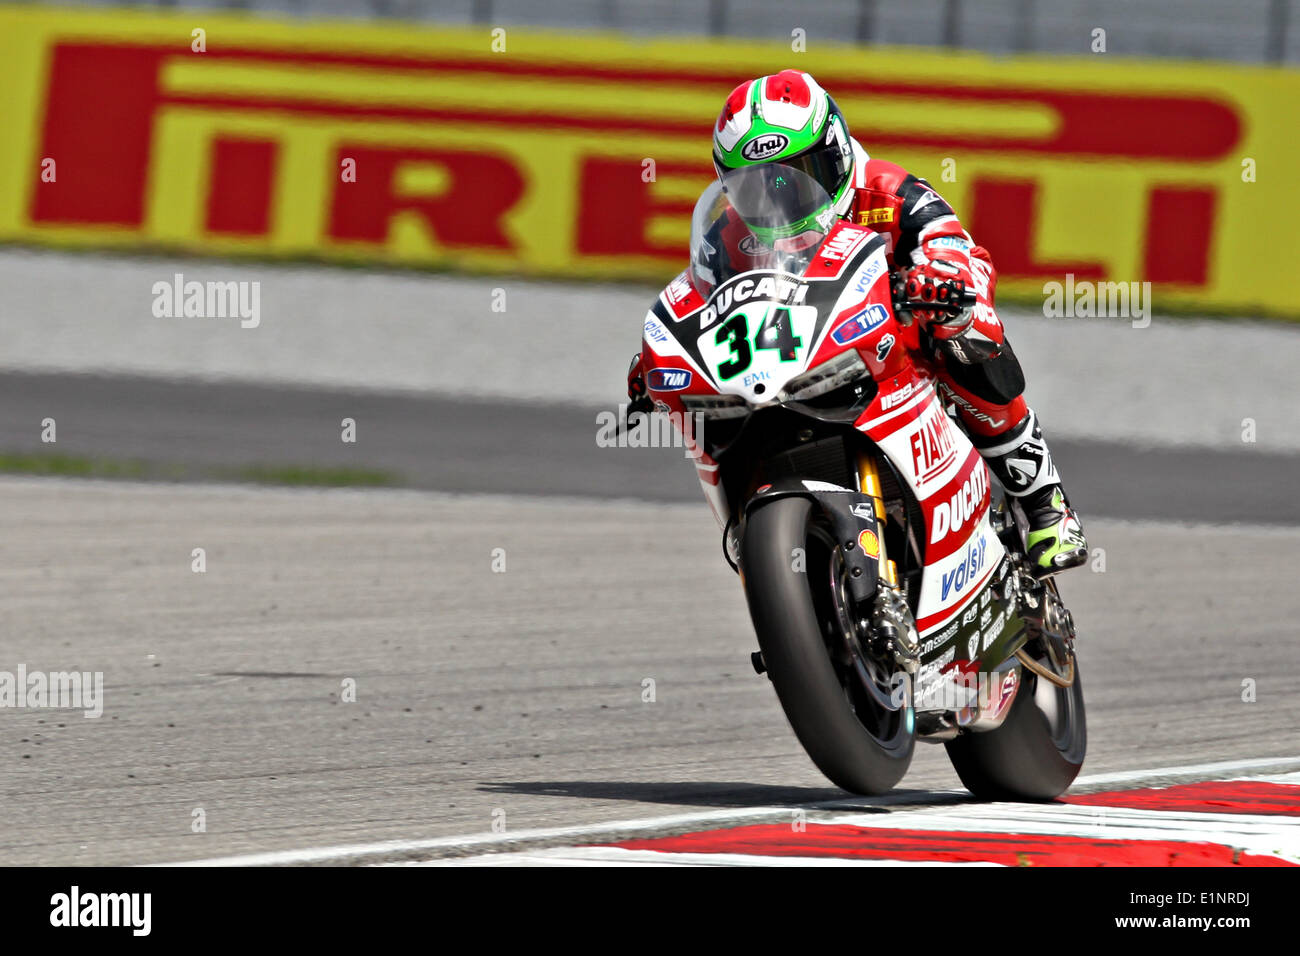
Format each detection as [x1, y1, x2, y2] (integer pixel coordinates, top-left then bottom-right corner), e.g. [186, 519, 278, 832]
[892, 264, 976, 334]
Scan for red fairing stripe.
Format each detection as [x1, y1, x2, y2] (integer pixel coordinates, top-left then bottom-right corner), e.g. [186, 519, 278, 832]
[857, 375, 938, 439]
[803, 223, 874, 280]
[659, 271, 706, 320]
[1064, 781, 1300, 816]
[607, 823, 1294, 866]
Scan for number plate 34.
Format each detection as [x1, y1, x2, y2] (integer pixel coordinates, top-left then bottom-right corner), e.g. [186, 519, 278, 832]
[698, 302, 818, 401]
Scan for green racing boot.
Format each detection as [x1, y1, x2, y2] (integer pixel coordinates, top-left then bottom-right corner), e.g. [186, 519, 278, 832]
[1021, 485, 1088, 573]
[976, 408, 1088, 575]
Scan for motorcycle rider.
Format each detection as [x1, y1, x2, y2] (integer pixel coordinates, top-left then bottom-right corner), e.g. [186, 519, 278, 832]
[628, 69, 1087, 574]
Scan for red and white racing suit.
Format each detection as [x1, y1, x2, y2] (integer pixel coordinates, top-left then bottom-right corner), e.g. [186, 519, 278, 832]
[631, 138, 1029, 441]
[837, 139, 1026, 439]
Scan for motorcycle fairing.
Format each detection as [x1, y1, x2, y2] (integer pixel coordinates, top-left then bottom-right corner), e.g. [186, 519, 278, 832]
[856, 378, 1020, 666]
[642, 224, 889, 404]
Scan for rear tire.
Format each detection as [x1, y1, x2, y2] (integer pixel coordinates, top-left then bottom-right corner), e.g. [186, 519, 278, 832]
[944, 655, 1086, 801]
[740, 496, 914, 795]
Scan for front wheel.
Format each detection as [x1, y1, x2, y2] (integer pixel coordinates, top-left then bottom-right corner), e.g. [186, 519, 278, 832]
[944, 646, 1087, 801]
[740, 496, 914, 795]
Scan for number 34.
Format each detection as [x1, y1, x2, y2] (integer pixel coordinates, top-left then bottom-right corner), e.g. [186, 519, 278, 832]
[714, 305, 806, 381]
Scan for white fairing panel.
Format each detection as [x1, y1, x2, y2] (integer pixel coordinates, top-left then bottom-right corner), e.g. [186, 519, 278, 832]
[701, 298, 819, 404]
[914, 511, 1002, 629]
[867, 386, 1007, 634]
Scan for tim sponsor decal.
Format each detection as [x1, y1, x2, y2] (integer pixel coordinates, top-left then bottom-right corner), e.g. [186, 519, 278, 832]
[831, 303, 889, 345]
[929, 460, 990, 543]
[647, 368, 692, 391]
[663, 274, 694, 306]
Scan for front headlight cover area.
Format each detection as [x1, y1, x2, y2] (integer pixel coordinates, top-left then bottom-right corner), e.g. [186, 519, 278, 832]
[780, 350, 867, 403]
[682, 349, 875, 445]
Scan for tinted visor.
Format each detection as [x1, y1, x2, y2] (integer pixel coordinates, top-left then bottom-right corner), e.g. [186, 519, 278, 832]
[783, 136, 852, 203]
[719, 163, 831, 230]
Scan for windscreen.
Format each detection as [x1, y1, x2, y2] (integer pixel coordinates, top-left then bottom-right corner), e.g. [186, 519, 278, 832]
[688, 164, 833, 297]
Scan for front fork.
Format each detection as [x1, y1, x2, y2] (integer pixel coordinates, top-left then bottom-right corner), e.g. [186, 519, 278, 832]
[857, 452, 919, 675]
[856, 452, 897, 588]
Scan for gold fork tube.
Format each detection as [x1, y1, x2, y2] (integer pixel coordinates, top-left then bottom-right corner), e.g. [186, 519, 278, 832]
[857, 451, 898, 587]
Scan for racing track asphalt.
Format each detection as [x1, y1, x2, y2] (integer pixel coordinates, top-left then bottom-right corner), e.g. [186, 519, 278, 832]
[0, 475, 1297, 865]
[0, 370, 1296, 525]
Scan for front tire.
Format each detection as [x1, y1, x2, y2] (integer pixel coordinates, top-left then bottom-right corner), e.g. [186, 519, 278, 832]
[740, 496, 914, 795]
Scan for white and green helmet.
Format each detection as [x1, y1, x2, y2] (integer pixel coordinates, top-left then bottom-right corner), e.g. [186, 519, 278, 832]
[712, 70, 855, 243]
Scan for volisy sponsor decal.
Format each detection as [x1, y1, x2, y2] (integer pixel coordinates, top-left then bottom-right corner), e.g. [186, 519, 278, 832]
[941, 534, 989, 601]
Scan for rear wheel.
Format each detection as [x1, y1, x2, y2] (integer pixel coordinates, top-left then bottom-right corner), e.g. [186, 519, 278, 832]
[944, 637, 1086, 801]
[740, 496, 914, 795]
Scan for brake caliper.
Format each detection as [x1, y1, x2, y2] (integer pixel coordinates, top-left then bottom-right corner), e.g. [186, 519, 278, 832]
[869, 588, 920, 675]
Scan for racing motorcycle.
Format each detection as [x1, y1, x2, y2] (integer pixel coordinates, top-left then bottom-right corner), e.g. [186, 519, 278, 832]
[636, 165, 1085, 799]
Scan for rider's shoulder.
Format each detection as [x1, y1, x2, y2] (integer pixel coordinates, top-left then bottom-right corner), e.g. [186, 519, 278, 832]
[857, 156, 912, 193]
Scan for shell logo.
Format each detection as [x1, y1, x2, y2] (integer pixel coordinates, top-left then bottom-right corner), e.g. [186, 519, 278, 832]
[858, 528, 880, 558]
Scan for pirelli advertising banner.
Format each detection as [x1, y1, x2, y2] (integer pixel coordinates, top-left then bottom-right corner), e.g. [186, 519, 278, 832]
[0, 6, 1296, 315]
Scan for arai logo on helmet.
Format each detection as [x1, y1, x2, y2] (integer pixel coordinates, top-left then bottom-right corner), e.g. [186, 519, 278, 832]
[741, 133, 790, 161]
[647, 368, 692, 391]
[738, 234, 769, 256]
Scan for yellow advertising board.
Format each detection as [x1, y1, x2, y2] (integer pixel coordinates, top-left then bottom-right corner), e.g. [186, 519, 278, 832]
[0, 6, 1296, 315]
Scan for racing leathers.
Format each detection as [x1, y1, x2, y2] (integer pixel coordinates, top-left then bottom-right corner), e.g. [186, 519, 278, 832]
[629, 138, 1087, 574]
